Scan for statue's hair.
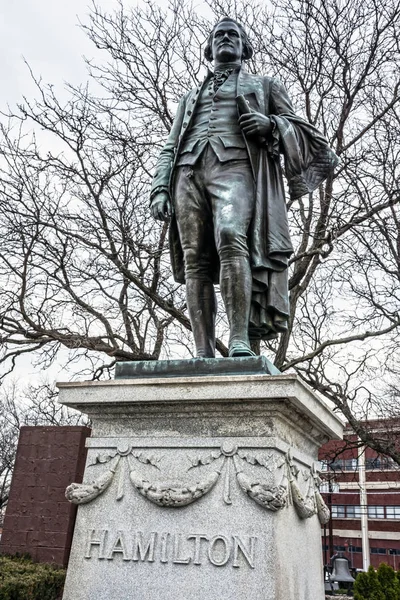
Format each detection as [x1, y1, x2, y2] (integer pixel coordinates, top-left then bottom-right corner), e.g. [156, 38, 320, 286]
[204, 17, 254, 62]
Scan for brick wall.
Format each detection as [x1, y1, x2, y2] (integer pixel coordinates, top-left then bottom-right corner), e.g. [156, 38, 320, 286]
[0, 426, 91, 567]
[319, 430, 400, 569]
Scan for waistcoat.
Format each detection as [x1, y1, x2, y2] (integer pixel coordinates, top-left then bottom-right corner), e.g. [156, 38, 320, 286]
[176, 71, 248, 166]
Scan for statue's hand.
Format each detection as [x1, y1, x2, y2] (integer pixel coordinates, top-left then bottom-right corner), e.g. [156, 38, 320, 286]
[239, 112, 272, 140]
[151, 191, 173, 221]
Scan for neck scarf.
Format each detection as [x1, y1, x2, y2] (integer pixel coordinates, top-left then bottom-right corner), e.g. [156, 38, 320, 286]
[213, 67, 235, 92]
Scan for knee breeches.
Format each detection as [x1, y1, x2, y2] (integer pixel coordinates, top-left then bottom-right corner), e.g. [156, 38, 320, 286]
[174, 146, 255, 280]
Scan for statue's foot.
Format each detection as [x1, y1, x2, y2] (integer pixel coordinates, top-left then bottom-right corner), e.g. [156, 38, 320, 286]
[195, 350, 215, 358]
[228, 342, 256, 358]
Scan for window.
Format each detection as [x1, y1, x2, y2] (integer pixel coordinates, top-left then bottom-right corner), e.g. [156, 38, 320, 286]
[365, 457, 398, 471]
[349, 546, 362, 553]
[329, 461, 341, 471]
[345, 459, 358, 471]
[331, 505, 361, 519]
[386, 506, 400, 519]
[334, 545, 346, 552]
[371, 548, 387, 555]
[328, 459, 358, 471]
[330, 504, 400, 520]
[346, 505, 362, 518]
[319, 481, 340, 493]
[389, 549, 400, 556]
[331, 505, 346, 518]
[368, 506, 385, 519]
[326, 456, 398, 472]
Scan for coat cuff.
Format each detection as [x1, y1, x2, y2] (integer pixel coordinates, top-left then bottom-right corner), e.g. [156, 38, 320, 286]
[149, 185, 170, 204]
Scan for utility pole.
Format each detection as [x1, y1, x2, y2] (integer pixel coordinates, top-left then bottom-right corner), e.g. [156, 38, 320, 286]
[358, 444, 370, 571]
[328, 480, 334, 561]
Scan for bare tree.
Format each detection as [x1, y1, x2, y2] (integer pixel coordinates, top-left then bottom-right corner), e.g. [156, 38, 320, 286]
[0, 0, 399, 459]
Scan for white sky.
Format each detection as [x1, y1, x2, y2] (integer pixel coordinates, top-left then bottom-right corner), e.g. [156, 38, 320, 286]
[0, 0, 214, 384]
[0, 1, 374, 403]
[0, 0, 219, 385]
[0, 0, 126, 383]
[0, 0, 119, 110]
[0, 0, 214, 109]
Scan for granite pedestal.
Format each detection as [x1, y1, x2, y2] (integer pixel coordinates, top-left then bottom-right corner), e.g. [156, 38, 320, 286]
[58, 361, 343, 600]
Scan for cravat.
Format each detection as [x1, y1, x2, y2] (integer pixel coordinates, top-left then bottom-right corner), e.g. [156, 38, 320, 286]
[213, 68, 234, 92]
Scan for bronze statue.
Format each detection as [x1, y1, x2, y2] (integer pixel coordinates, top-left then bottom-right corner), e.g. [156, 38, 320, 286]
[150, 18, 338, 358]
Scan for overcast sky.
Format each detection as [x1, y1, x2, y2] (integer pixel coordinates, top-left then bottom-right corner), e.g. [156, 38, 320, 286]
[0, 0, 121, 110]
[0, 0, 215, 110]
[0, 0, 211, 384]
[0, 0, 210, 385]
[0, 0, 129, 383]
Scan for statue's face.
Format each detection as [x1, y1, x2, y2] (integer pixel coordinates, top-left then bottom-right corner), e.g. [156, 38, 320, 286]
[211, 21, 243, 63]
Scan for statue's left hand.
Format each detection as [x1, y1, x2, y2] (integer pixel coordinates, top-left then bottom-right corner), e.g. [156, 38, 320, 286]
[239, 112, 272, 139]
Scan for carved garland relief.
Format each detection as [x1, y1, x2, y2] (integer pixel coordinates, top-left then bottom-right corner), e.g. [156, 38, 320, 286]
[65, 442, 330, 524]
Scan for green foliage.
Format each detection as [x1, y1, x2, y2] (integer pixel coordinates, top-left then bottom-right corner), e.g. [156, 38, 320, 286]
[354, 570, 371, 600]
[377, 563, 400, 600]
[0, 555, 65, 600]
[354, 564, 400, 600]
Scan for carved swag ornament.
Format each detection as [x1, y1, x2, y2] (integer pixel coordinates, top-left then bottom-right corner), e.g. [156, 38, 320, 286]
[65, 443, 329, 524]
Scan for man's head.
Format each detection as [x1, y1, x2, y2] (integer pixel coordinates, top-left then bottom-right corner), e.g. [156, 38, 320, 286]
[204, 18, 253, 64]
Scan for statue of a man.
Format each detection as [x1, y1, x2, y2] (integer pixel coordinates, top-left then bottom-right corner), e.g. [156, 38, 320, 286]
[150, 18, 338, 358]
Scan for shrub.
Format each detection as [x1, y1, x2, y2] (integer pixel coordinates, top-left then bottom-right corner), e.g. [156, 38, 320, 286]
[0, 555, 65, 600]
[354, 565, 385, 600]
[354, 570, 371, 600]
[353, 564, 400, 600]
[377, 563, 400, 600]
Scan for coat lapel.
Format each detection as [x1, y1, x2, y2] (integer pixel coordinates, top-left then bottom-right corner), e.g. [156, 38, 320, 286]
[175, 73, 210, 162]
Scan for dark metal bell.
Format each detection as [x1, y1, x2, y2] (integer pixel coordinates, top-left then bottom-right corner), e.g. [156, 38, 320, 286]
[331, 554, 355, 584]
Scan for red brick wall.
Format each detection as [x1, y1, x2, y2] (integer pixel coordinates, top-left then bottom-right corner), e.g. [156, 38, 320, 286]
[319, 430, 400, 569]
[0, 426, 91, 567]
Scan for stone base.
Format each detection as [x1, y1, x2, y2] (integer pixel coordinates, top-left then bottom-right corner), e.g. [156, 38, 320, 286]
[58, 367, 343, 600]
[115, 356, 281, 379]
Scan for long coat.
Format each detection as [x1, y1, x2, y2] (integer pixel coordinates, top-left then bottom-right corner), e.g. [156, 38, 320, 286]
[151, 67, 339, 340]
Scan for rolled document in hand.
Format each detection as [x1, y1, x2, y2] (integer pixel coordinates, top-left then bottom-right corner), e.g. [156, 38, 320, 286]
[236, 94, 252, 115]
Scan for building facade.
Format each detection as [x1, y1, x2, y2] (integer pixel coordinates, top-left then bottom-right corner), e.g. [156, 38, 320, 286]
[319, 420, 400, 570]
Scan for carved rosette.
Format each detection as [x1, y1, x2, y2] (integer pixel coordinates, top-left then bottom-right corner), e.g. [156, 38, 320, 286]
[65, 442, 329, 523]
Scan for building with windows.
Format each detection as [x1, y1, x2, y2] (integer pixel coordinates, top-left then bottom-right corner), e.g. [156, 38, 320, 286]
[319, 419, 400, 570]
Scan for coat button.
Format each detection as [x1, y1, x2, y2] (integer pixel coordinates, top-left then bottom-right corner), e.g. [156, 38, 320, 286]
[187, 111, 192, 115]
[183, 122, 188, 127]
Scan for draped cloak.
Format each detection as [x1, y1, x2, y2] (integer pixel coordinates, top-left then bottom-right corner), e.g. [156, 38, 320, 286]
[150, 68, 339, 340]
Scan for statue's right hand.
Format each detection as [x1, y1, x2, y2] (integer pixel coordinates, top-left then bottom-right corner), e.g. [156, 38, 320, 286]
[151, 191, 173, 221]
